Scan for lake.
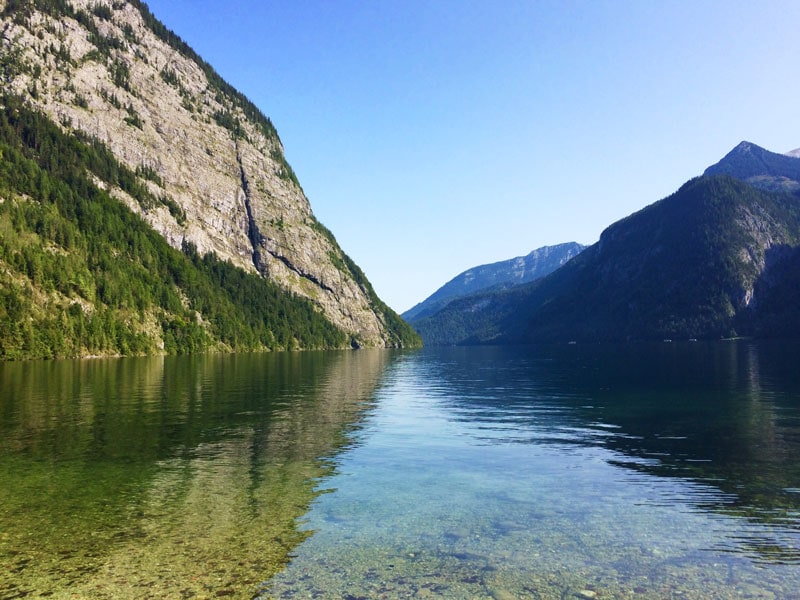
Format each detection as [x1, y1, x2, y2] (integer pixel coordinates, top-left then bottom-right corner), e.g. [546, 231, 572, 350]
[1, 342, 799, 599]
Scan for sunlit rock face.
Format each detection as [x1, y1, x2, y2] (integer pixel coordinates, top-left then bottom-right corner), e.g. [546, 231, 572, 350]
[0, 0, 406, 346]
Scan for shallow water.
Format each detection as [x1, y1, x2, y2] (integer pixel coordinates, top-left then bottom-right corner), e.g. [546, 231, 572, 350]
[1, 342, 799, 599]
[265, 342, 800, 599]
[0, 351, 389, 599]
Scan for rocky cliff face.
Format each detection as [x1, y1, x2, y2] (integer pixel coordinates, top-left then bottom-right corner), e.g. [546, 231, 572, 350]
[0, 0, 408, 347]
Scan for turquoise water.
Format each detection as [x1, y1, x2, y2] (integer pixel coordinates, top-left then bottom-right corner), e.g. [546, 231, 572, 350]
[266, 342, 800, 599]
[1, 342, 799, 598]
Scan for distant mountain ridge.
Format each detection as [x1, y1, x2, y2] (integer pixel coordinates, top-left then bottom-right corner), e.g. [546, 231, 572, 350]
[413, 142, 800, 346]
[402, 242, 585, 322]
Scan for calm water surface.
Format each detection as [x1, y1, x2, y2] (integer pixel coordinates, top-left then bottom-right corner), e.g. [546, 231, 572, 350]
[1, 342, 799, 599]
[0, 351, 389, 599]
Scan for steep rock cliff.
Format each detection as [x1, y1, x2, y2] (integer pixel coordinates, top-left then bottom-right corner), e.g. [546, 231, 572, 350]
[0, 0, 415, 347]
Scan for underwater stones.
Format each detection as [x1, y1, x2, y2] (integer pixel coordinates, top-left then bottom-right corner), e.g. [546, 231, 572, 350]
[489, 587, 518, 600]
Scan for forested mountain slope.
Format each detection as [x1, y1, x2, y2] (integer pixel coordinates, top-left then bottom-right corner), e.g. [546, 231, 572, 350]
[704, 141, 800, 195]
[414, 175, 800, 345]
[402, 242, 585, 322]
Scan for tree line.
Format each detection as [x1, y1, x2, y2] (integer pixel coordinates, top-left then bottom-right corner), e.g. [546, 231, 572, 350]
[0, 95, 349, 359]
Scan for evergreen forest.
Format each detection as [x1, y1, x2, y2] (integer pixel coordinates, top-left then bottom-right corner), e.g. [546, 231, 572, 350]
[0, 95, 354, 359]
[413, 176, 800, 345]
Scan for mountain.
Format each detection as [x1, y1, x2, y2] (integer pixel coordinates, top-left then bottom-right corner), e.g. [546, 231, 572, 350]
[0, 0, 419, 359]
[704, 141, 800, 195]
[414, 173, 800, 345]
[402, 242, 585, 322]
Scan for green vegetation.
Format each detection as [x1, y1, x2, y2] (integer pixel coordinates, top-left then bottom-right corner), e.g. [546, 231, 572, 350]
[120, 21, 138, 45]
[415, 176, 800, 345]
[310, 219, 421, 348]
[110, 59, 131, 91]
[90, 2, 113, 21]
[270, 147, 300, 187]
[98, 87, 122, 109]
[72, 92, 88, 109]
[135, 163, 162, 186]
[87, 29, 126, 56]
[0, 1, 420, 354]
[212, 109, 242, 136]
[127, 0, 280, 140]
[159, 66, 180, 87]
[123, 103, 142, 128]
[0, 96, 350, 360]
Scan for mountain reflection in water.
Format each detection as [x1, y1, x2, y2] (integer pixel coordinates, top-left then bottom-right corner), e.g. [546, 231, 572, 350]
[3, 342, 798, 599]
[424, 342, 800, 563]
[268, 341, 800, 599]
[0, 350, 393, 599]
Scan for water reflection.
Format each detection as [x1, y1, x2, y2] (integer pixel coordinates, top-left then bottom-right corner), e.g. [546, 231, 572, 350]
[0, 350, 394, 599]
[267, 342, 800, 599]
[578, 341, 800, 564]
[424, 342, 800, 564]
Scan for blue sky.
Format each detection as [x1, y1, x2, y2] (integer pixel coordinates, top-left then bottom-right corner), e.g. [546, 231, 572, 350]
[145, 0, 800, 313]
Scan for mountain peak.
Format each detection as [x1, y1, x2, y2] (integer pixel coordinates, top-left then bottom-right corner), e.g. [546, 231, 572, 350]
[733, 140, 761, 152]
[707, 141, 771, 172]
[413, 175, 800, 345]
[704, 141, 800, 195]
[730, 140, 800, 160]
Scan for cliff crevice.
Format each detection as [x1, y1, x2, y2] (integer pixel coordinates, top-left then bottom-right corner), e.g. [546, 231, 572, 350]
[234, 140, 266, 272]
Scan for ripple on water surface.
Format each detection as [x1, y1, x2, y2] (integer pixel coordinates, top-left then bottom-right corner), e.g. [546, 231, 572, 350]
[266, 344, 800, 599]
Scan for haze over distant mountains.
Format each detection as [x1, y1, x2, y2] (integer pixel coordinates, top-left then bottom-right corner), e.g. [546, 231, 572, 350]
[402, 242, 585, 322]
[412, 141, 800, 346]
